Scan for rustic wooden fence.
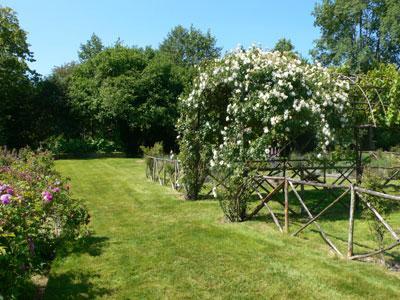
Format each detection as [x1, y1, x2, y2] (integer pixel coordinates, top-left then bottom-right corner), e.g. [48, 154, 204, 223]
[145, 155, 400, 194]
[247, 174, 400, 260]
[144, 155, 400, 260]
[144, 155, 181, 190]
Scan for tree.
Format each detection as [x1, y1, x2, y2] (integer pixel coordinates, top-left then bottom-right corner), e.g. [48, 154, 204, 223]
[311, 0, 400, 73]
[159, 25, 221, 66]
[274, 38, 295, 52]
[0, 6, 35, 147]
[67, 46, 185, 153]
[78, 33, 104, 61]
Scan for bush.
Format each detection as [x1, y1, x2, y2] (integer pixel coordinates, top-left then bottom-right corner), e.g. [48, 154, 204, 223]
[361, 168, 399, 263]
[43, 135, 120, 155]
[215, 170, 252, 222]
[0, 148, 90, 298]
[140, 142, 164, 157]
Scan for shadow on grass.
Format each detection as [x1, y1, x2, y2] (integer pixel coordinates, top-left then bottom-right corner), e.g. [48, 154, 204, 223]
[54, 236, 108, 262]
[250, 188, 363, 221]
[55, 235, 109, 259]
[44, 271, 112, 299]
[41, 235, 111, 299]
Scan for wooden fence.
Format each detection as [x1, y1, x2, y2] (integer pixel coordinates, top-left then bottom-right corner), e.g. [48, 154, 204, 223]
[144, 155, 400, 260]
[145, 155, 181, 190]
[247, 174, 400, 260]
[144, 155, 400, 194]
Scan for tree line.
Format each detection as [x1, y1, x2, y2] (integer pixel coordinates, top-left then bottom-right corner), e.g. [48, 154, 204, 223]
[1, 0, 400, 154]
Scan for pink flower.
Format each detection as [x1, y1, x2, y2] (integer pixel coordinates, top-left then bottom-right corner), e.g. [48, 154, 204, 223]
[52, 187, 60, 193]
[1, 194, 11, 205]
[5, 187, 14, 195]
[42, 191, 53, 202]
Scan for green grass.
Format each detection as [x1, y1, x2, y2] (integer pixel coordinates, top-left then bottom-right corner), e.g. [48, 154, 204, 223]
[43, 158, 400, 299]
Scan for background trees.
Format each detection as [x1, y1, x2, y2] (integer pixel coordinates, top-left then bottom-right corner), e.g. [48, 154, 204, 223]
[274, 38, 295, 53]
[78, 33, 104, 61]
[159, 25, 221, 67]
[0, 6, 221, 154]
[311, 0, 400, 73]
[67, 46, 186, 152]
[0, 6, 35, 147]
[1, 2, 400, 154]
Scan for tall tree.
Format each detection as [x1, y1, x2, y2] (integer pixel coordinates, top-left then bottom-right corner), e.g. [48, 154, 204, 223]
[78, 33, 104, 61]
[0, 6, 35, 147]
[311, 0, 400, 72]
[159, 25, 221, 66]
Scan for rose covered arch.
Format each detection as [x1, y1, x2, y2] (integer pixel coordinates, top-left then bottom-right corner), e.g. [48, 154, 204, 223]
[177, 47, 350, 211]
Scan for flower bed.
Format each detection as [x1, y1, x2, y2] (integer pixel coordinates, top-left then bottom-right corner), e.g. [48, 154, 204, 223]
[0, 148, 90, 298]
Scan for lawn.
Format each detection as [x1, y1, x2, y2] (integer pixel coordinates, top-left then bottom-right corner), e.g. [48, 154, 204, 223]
[44, 158, 400, 299]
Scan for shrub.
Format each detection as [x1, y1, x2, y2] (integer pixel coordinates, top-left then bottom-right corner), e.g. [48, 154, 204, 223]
[140, 142, 164, 157]
[214, 169, 253, 222]
[0, 148, 90, 298]
[43, 135, 120, 155]
[361, 168, 399, 263]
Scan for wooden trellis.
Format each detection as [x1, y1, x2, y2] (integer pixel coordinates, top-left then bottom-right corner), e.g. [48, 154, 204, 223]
[247, 175, 400, 260]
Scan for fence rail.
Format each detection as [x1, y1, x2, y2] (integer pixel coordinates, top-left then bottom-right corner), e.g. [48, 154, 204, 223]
[247, 175, 400, 260]
[144, 155, 400, 260]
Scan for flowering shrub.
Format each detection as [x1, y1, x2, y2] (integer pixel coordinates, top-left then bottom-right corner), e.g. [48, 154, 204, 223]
[0, 148, 90, 298]
[178, 47, 350, 217]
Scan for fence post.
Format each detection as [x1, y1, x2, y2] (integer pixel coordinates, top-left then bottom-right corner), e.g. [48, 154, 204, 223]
[300, 166, 305, 215]
[152, 158, 156, 181]
[163, 161, 167, 185]
[348, 184, 356, 258]
[284, 178, 289, 234]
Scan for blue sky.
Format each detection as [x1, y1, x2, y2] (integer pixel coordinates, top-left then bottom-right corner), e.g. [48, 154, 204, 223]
[3, 0, 320, 76]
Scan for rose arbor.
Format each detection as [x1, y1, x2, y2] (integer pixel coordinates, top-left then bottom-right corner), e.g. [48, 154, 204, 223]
[178, 47, 350, 220]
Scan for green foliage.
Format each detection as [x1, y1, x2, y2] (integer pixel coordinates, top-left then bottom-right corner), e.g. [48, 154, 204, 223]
[361, 168, 398, 261]
[274, 38, 295, 53]
[160, 25, 221, 67]
[179, 139, 209, 200]
[312, 0, 400, 73]
[1, 15, 222, 154]
[67, 46, 185, 153]
[140, 142, 164, 157]
[215, 171, 253, 222]
[343, 63, 400, 149]
[0, 148, 89, 298]
[0, 6, 36, 147]
[0, 6, 32, 60]
[357, 64, 400, 127]
[44, 135, 120, 155]
[140, 142, 165, 179]
[78, 33, 104, 61]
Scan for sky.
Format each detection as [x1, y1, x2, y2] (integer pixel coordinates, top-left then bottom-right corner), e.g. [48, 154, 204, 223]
[2, 0, 321, 76]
